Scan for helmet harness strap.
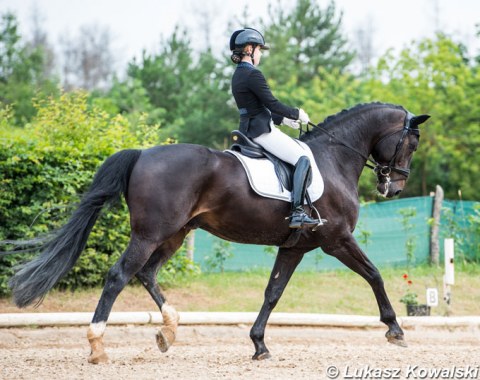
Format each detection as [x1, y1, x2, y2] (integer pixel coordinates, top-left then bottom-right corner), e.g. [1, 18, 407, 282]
[247, 44, 258, 65]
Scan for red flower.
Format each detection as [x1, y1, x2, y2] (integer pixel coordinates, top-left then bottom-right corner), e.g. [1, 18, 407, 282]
[408, 280, 412, 285]
[403, 274, 408, 279]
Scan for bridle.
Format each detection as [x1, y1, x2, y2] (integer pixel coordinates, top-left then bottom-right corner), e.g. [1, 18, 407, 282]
[370, 112, 419, 183]
[303, 111, 420, 184]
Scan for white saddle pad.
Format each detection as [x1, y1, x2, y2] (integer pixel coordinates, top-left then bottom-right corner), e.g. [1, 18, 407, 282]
[225, 141, 324, 203]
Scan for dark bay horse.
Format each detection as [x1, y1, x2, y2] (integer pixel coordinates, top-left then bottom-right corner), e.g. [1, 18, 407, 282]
[8, 102, 430, 363]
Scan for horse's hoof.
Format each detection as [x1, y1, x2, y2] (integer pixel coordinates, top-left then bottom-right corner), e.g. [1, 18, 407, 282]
[252, 351, 271, 360]
[387, 335, 408, 347]
[88, 351, 109, 364]
[156, 327, 175, 353]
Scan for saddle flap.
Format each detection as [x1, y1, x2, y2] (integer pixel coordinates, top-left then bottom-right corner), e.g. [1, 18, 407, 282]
[225, 148, 324, 204]
[263, 151, 294, 192]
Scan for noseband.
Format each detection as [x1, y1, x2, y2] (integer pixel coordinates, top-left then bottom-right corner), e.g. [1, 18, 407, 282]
[304, 111, 419, 184]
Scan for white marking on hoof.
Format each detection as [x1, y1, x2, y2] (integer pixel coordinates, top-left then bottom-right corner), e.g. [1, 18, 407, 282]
[87, 321, 108, 364]
[161, 303, 180, 326]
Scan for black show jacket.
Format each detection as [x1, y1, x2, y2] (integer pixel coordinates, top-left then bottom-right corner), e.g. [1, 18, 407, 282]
[231, 62, 299, 138]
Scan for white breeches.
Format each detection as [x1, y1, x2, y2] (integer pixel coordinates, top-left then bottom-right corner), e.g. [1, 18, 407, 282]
[253, 124, 308, 166]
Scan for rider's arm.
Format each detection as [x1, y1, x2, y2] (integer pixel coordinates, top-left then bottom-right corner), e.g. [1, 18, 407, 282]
[248, 70, 299, 121]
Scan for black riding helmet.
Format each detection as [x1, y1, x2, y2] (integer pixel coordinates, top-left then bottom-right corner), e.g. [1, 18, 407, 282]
[229, 28, 270, 51]
[230, 28, 269, 64]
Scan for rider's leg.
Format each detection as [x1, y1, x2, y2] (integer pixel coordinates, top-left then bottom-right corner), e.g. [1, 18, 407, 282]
[289, 156, 319, 228]
[253, 125, 320, 228]
[252, 124, 305, 165]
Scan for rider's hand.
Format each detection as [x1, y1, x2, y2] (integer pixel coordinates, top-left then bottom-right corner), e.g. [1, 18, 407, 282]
[297, 108, 310, 124]
[282, 117, 300, 129]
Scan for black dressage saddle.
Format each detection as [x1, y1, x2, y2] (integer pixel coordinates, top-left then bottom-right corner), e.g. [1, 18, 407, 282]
[230, 130, 297, 192]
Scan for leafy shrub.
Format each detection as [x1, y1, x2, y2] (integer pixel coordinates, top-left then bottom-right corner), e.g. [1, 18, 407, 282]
[205, 239, 234, 273]
[157, 246, 201, 287]
[397, 207, 418, 269]
[0, 93, 199, 296]
[469, 205, 480, 260]
[441, 203, 480, 264]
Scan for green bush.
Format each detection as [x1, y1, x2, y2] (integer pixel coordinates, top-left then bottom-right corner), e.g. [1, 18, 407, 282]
[0, 93, 199, 296]
[469, 205, 480, 260]
[440, 203, 480, 264]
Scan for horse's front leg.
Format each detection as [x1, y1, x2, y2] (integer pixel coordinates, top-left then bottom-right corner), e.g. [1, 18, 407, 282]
[323, 233, 406, 346]
[250, 247, 305, 360]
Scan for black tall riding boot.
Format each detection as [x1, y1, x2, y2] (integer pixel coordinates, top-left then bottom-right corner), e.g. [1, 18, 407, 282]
[289, 156, 320, 229]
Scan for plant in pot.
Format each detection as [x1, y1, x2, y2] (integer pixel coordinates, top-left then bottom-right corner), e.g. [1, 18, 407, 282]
[400, 274, 430, 316]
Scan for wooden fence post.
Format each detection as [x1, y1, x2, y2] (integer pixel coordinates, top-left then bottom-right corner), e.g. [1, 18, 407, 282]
[430, 185, 444, 266]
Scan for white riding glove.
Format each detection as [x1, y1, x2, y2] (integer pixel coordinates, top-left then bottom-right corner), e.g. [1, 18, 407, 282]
[297, 108, 310, 124]
[282, 117, 301, 130]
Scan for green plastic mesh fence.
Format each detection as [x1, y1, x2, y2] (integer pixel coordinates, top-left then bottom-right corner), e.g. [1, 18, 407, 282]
[191, 197, 479, 271]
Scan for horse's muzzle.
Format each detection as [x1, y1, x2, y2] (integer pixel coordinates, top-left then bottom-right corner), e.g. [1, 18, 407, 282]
[377, 180, 405, 198]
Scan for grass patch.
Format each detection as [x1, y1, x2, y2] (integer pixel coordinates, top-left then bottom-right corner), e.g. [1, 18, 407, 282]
[1, 265, 479, 316]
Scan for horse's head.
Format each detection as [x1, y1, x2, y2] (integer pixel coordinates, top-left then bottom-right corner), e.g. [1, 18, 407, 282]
[372, 112, 430, 198]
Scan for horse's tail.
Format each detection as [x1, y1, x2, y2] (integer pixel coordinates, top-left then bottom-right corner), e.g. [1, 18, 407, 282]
[9, 149, 142, 308]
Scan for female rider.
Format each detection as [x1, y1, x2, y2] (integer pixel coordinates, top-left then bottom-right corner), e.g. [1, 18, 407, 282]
[230, 27, 320, 229]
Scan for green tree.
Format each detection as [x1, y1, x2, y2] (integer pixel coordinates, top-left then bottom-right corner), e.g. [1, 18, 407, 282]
[363, 34, 480, 200]
[95, 76, 166, 127]
[0, 12, 58, 124]
[260, 0, 354, 87]
[122, 27, 235, 148]
[171, 51, 236, 148]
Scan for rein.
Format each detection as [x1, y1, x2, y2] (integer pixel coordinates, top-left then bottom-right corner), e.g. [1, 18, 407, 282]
[302, 111, 418, 182]
[304, 121, 377, 169]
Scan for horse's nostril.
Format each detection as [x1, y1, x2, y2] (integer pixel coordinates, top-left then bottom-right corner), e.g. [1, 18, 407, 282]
[395, 189, 402, 196]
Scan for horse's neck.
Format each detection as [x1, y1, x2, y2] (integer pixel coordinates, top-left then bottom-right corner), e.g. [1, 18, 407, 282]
[309, 107, 407, 187]
[310, 140, 367, 185]
[307, 113, 382, 184]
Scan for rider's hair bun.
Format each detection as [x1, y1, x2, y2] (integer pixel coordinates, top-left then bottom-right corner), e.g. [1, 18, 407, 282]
[230, 52, 243, 64]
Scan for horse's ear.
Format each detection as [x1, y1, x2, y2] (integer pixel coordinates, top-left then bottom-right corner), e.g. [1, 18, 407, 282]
[411, 114, 430, 127]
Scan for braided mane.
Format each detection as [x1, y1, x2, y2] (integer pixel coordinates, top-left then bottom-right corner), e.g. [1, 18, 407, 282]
[300, 102, 406, 142]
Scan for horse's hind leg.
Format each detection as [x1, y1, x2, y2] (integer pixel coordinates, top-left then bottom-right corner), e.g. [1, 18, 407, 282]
[87, 237, 158, 364]
[135, 230, 188, 353]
